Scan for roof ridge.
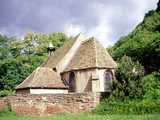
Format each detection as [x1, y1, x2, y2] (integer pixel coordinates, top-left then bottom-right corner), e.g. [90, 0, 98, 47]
[62, 36, 117, 72]
[92, 37, 98, 67]
[56, 34, 87, 73]
[81, 37, 94, 44]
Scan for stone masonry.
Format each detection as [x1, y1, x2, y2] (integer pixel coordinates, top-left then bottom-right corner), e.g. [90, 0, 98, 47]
[0, 92, 100, 116]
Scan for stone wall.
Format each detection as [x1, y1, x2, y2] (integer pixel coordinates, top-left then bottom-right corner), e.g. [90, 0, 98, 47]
[0, 92, 100, 116]
[0, 98, 8, 111]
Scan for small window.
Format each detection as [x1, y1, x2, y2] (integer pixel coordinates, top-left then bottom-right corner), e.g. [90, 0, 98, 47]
[53, 68, 57, 72]
[104, 70, 113, 91]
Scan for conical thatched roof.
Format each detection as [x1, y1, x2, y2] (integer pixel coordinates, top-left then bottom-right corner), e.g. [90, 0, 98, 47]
[63, 37, 117, 72]
[16, 67, 67, 90]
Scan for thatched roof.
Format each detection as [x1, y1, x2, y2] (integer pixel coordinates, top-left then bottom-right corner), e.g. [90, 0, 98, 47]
[16, 67, 67, 90]
[16, 34, 117, 90]
[63, 37, 117, 72]
[41, 35, 78, 69]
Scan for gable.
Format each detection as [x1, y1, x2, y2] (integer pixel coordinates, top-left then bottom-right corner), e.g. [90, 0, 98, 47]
[41, 34, 87, 73]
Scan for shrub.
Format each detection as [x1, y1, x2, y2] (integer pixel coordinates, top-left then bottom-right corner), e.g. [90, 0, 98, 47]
[0, 90, 14, 97]
[142, 71, 160, 99]
[112, 56, 144, 100]
[93, 70, 160, 114]
[92, 98, 160, 114]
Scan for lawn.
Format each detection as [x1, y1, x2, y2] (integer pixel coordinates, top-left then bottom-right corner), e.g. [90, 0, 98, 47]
[0, 111, 160, 120]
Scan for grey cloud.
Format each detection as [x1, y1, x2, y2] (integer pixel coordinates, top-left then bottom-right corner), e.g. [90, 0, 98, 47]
[0, 0, 158, 46]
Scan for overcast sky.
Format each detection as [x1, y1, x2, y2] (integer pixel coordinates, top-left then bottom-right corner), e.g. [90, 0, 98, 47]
[0, 0, 158, 47]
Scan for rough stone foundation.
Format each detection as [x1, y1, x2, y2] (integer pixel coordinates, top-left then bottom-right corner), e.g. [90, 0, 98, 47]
[0, 92, 100, 116]
[0, 99, 8, 111]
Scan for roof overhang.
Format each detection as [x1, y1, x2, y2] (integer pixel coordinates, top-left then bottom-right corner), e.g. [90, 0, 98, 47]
[61, 66, 117, 74]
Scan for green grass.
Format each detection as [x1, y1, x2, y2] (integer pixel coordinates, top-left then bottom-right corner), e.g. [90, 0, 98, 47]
[0, 111, 160, 120]
[92, 99, 160, 114]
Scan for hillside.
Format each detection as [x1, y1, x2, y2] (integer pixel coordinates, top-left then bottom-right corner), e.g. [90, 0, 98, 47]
[109, 1, 160, 73]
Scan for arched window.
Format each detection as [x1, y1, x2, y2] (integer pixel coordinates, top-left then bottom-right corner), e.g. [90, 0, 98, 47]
[69, 72, 76, 92]
[104, 70, 113, 91]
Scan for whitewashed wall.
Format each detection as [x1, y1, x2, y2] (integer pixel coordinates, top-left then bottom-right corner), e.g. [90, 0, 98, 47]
[30, 89, 68, 94]
[61, 68, 115, 93]
[98, 69, 115, 92]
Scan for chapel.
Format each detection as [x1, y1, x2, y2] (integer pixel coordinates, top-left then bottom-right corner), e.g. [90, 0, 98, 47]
[16, 34, 117, 94]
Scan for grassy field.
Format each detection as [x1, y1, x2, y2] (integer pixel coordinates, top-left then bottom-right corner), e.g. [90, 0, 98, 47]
[0, 111, 160, 120]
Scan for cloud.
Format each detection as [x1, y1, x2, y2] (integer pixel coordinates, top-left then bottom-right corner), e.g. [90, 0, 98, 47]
[0, 0, 158, 47]
[64, 0, 158, 46]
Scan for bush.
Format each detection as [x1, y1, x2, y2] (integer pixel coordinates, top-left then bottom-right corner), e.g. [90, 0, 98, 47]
[0, 90, 14, 97]
[142, 71, 160, 99]
[92, 98, 160, 114]
[93, 70, 160, 114]
[112, 56, 144, 100]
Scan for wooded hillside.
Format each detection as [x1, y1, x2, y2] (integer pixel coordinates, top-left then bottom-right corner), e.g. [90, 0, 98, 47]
[109, 2, 160, 73]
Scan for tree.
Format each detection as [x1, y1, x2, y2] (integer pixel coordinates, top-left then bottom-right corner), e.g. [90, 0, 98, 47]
[23, 32, 68, 55]
[0, 32, 68, 92]
[109, 11, 160, 73]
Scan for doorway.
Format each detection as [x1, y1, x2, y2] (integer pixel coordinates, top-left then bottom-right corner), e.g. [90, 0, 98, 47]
[69, 72, 76, 92]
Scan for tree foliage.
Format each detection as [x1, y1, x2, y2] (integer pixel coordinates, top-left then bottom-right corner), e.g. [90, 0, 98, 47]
[109, 4, 160, 102]
[142, 71, 160, 99]
[109, 11, 160, 73]
[0, 32, 68, 92]
[112, 56, 144, 100]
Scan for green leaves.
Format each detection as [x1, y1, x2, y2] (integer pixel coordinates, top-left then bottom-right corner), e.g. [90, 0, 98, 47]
[109, 11, 160, 73]
[112, 56, 144, 100]
[142, 71, 160, 99]
[0, 32, 68, 91]
[23, 32, 68, 55]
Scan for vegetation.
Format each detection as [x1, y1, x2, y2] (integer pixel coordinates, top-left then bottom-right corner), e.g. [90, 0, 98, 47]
[109, 10, 160, 73]
[112, 56, 144, 100]
[0, 1, 160, 119]
[93, 99, 160, 114]
[95, 1, 160, 115]
[0, 32, 68, 96]
[0, 110, 160, 120]
[93, 68, 160, 114]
